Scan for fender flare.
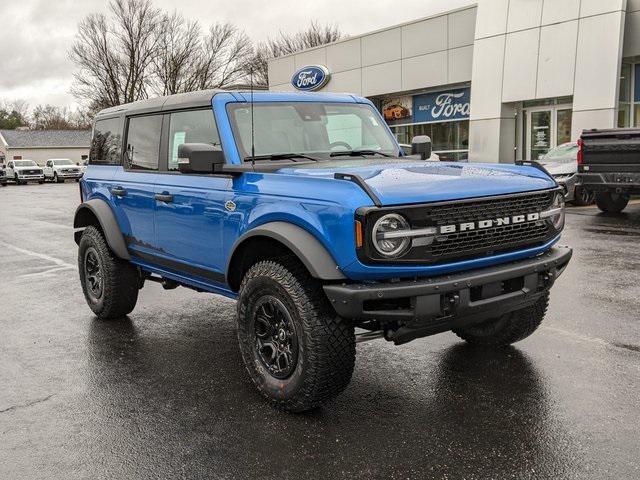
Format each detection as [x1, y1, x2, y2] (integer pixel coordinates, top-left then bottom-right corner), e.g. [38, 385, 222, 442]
[73, 199, 130, 260]
[227, 222, 346, 281]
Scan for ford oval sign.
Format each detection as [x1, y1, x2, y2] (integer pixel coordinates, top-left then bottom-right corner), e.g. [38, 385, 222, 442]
[291, 65, 330, 91]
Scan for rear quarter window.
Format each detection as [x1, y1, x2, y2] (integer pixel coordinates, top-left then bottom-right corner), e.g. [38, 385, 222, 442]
[90, 117, 123, 165]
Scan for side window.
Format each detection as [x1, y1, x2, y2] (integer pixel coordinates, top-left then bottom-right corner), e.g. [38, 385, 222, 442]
[168, 109, 220, 171]
[90, 117, 123, 165]
[126, 115, 163, 171]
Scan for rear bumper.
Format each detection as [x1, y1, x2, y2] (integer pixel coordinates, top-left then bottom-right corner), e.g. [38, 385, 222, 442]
[579, 171, 640, 191]
[324, 246, 572, 344]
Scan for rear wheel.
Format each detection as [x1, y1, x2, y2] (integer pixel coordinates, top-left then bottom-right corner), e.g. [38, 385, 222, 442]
[572, 186, 595, 206]
[595, 191, 629, 213]
[237, 256, 355, 412]
[453, 293, 548, 347]
[78, 226, 139, 319]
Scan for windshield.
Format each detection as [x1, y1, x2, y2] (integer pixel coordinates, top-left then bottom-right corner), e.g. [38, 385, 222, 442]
[14, 160, 37, 167]
[53, 159, 73, 165]
[228, 102, 400, 160]
[541, 143, 578, 163]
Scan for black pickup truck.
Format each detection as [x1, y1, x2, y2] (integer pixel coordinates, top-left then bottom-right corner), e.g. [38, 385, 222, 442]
[578, 128, 640, 213]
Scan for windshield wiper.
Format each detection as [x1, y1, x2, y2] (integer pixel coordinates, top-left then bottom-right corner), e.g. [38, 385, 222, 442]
[329, 149, 393, 158]
[244, 153, 321, 162]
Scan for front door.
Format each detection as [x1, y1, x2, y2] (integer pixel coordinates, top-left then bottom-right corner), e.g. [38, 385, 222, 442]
[153, 108, 230, 284]
[526, 105, 573, 160]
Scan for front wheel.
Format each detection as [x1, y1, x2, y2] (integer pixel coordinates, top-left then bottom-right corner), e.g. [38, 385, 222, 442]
[595, 191, 629, 213]
[14, 175, 22, 185]
[453, 293, 548, 347]
[78, 226, 139, 319]
[237, 257, 355, 412]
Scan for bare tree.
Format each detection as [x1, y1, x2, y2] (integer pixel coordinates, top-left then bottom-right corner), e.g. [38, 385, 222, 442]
[0, 100, 30, 129]
[151, 13, 202, 96]
[194, 23, 253, 89]
[151, 17, 253, 95]
[248, 22, 343, 86]
[70, 0, 162, 110]
[31, 105, 93, 130]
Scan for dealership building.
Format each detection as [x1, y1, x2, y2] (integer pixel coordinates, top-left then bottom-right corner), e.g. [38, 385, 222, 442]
[268, 0, 640, 162]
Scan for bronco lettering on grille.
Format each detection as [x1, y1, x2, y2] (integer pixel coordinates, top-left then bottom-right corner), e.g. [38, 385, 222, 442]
[439, 212, 541, 234]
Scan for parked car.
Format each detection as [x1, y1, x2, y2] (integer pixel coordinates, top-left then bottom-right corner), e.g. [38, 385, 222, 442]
[578, 128, 640, 213]
[0, 166, 7, 186]
[538, 142, 594, 206]
[5, 160, 44, 184]
[74, 90, 572, 412]
[44, 158, 84, 183]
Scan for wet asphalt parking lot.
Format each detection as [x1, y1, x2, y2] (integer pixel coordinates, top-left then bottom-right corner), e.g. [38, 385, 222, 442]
[1, 182, 639, 480]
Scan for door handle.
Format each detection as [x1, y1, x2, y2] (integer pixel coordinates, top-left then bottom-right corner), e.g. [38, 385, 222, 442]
[155, 193, 173, 203]
[110, 187, 127, 197]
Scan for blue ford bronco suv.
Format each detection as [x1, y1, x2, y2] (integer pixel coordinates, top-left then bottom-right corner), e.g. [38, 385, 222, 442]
[75, 90, 572, 412]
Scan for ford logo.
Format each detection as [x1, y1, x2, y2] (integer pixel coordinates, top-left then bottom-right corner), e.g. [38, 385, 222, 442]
[291, 65, 330, 91]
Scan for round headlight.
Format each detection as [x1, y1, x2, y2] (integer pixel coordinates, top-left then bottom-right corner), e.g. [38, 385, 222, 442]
[372, 214, 411, 257]
[551, 192, 565, 231]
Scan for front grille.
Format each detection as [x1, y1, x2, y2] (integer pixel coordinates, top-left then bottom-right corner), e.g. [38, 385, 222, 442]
[23, 169, 40, 175]
[361, 190, 558, 265]
[425, 191, 554, 225]
[429, 221, 551, 258]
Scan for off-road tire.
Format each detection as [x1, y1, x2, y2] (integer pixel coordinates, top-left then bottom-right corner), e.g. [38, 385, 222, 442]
[572, 186, 595, 206]
[595, 191, 629, 213]
[453, 293, 549, 347]
[237, 256, 356, 412]
[78, 226, 139, 320]
[54, 173, 63, 183]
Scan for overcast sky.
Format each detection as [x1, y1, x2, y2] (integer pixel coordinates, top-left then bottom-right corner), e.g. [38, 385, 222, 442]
[0, 0, 474, 111]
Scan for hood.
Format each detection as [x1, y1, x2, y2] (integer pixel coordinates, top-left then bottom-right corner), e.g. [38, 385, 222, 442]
[275, 160, 557, 206]
[538, 160, 577, 176]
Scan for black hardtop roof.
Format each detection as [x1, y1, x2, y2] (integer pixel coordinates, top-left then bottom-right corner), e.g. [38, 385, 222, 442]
[96, 89, 225, 119]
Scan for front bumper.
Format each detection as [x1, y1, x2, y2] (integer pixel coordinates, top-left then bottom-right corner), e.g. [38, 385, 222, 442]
[324, 246, 572, 344]
[57, 172, 83, 178]
[17, 174, 44, 181]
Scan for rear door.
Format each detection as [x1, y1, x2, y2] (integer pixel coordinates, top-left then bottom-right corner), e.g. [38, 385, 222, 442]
[110, 114, 163, 258]
[153, 108, 231, 283]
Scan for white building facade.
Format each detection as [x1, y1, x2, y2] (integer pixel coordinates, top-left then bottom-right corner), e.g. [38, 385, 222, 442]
[268, 0, 640, 163]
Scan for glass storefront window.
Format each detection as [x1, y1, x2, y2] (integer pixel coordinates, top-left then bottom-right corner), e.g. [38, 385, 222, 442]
[635, 104, 640, 127]
[530, 111, 552, 160]
[618, 103, 630, 128]
[390, 120, 469, 160]
[556, 109, 572, 145]
[620, 63, 632, 103]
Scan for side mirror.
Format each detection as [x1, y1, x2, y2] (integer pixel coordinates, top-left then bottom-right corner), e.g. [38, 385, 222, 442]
[178, 143, 225, 174]
[411, 135, 432, 160]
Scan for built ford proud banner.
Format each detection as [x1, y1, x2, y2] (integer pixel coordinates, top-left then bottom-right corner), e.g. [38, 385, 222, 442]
[413, 88, 470, 123]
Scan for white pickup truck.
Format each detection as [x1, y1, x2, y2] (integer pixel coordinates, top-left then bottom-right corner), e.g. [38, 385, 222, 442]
[43, 159, 83, 183]
[5, 160, 45, 184]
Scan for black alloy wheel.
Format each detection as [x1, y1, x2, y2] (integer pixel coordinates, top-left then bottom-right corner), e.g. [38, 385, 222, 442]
[84, 247, 103, 301]
[252, 295, 299, 379]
